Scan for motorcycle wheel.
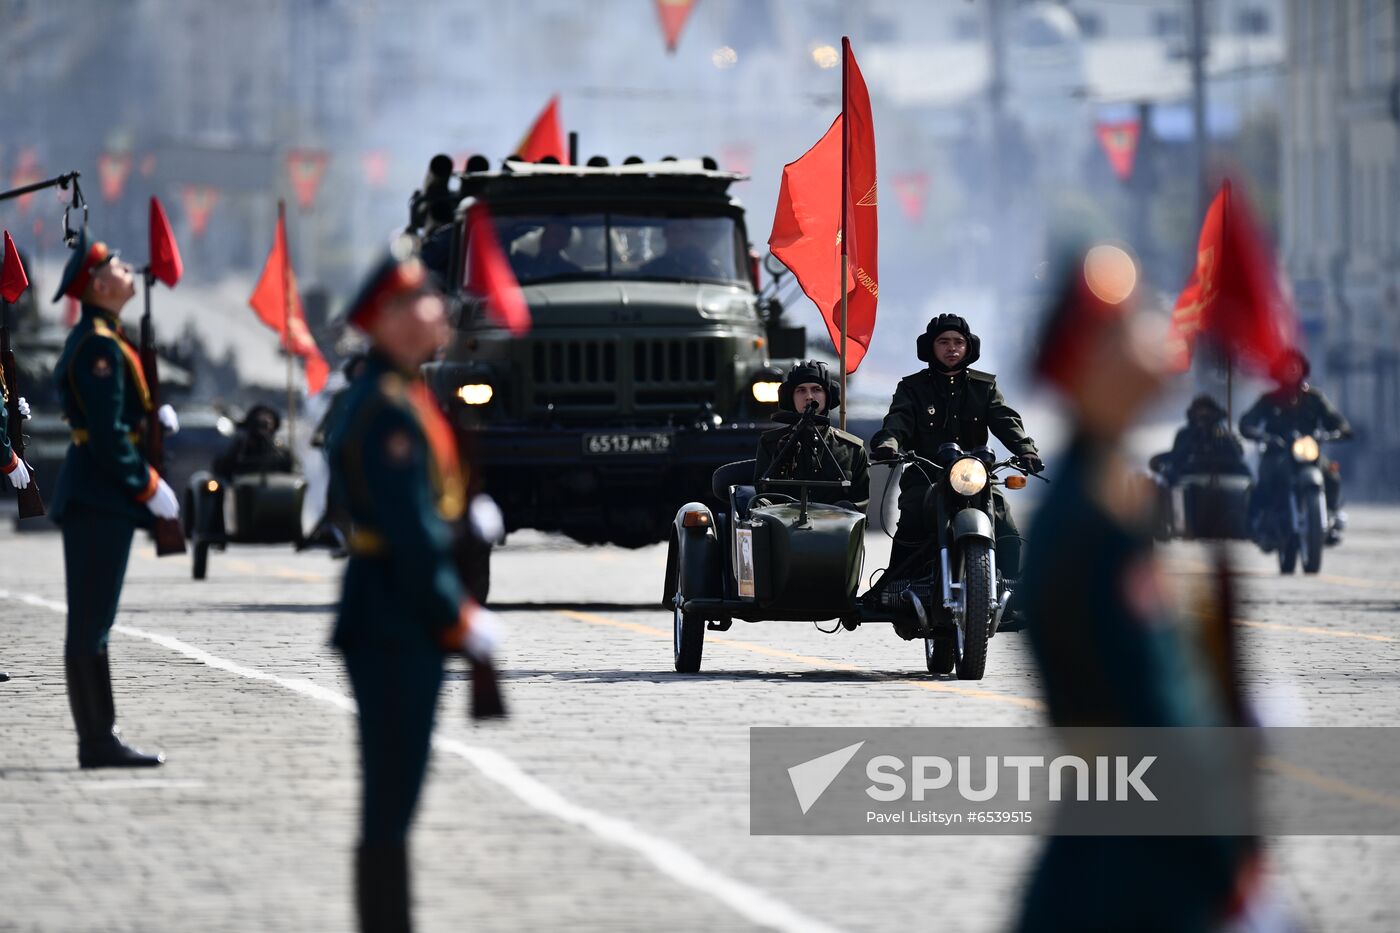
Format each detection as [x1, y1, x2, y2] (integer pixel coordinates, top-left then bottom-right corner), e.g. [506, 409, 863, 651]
[673, 594, 705, 674]
[926, 636, 955, 675]
[192, 541, 209, 580]
[955, 541, 993, 681]
[1302, 491, 1325, 574]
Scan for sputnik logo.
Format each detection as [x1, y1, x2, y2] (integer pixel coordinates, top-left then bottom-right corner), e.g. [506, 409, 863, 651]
[788, 741, 865, 814]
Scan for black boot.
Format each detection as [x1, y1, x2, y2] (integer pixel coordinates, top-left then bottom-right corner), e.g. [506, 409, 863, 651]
[356, 842, 411, 933]
[0, 669, 9, 682]
[66, 654, 164, 769]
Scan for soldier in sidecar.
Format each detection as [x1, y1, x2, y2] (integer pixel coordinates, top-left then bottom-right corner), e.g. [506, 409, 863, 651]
[184, 404, 305, 579]
[1147, 394, 1252, 540]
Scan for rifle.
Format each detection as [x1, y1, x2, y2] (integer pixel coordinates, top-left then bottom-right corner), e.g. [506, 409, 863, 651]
[0, 302, 44, 518]
[139, 267, 185, 555]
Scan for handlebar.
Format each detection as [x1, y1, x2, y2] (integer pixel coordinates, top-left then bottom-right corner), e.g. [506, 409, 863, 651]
[871, 450, 1048, 482]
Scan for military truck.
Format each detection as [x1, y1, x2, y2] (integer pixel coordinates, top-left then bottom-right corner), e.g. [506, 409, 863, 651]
[415, 156, 805, 550]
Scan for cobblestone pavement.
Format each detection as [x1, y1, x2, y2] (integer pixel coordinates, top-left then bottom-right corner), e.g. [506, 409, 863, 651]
[2, 506, 1399, 931]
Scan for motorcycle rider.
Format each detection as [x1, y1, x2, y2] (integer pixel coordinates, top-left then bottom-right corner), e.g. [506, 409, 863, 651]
[870, 314, 1043, 587]
[1239, 350, 1351, 547]
[1150, 394, 1249, 483]
[212, 403, 295, 478]
[753, 360, 870, 511]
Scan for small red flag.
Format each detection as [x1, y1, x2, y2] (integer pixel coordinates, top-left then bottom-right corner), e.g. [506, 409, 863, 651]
[654, 0, 696, 53]
[148, 197, 184, 288]
[2, 231, 30, 302]
[180, 185, 219, 238]
[250, 202, 329, 393]
[97, 151, 133, 202]
[1095, 120, 1142, 182]
[463, 203, 531, 336]
[10, 151, 40, 216]
[892, 172, 929, 223]
[1166, 180, 1297, 377]
[514, 97, 568, 165]
[286, 150, 330, 210]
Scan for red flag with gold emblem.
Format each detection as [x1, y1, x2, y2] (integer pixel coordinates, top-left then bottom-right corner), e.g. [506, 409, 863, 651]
[514, 97, 568, 165]
[768, 116, 844, 340]
[839, 37, 879, 373]
[249, 201, 329, 392]
[1166, 180, 1297, 376]
[654, 0, 696, 53]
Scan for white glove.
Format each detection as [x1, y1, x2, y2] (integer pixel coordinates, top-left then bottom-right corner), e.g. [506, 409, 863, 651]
[17, 397, 30, 420]
[146, 478, 180, 520]
[6, 458, 30, 490]
[469, 494, 505, 545]
[465, 605, 502, 661]
[157, 403, 179, 435]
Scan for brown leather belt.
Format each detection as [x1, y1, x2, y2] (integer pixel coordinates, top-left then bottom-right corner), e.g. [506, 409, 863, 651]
[348, 528, 388, 557]
[71, 429, 141, 445]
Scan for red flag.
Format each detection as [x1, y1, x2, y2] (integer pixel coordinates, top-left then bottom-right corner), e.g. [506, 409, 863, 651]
[286, 149, 330, 209]
[839, 38, 879, 373]
[892, 172, 929, 223]
[97, 151, 133, 202]
[463, 203, 531, 336]
[1095, 120, 1141, 182]
[2, 231, 29, 302]
[769, 116, 844, 338]
[514, 97, 568, 165]
[148, 197, 184, 288]
[180, 185, 219, 238]
[361, 150, 390, 188]
[654, 0, 696, 53]
[249, 202, 329, 393]
[1166, 180, 1297, 376]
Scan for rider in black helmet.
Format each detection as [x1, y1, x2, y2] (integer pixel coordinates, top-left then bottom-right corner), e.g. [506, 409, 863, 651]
[753, 359, 870, 511]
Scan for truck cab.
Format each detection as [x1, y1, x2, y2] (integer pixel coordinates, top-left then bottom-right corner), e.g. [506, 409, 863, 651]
[418, 157, 804, 548]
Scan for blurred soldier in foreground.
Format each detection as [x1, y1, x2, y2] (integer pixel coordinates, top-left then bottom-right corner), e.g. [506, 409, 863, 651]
[1240, 350, 1351, 547]
[325, 247, 502, 932]
[870, 313, 1042, 588]
[50, 230, 180, 768]
[754, 359, 870, 511]
[1016, 245, 1256, 932]
[1151, 394, 1250, 483]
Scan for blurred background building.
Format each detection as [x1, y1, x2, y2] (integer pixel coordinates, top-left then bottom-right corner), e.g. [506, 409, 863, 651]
[8, 1, 1393, 497]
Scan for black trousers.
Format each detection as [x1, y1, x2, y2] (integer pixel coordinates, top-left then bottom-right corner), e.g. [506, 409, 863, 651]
[61, 505, 136, 658]
[889, 486, 1023, 580]
[343, 644, 445, 845]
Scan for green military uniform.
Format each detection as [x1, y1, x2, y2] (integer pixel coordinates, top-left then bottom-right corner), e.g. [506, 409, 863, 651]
[871, 364, 1038, 576]
[754, 424, 870, 511]
[49, 231, 164, 768]
[1016, 435, 1246, 932]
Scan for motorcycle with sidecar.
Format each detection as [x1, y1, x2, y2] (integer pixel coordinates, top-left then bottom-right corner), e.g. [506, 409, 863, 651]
[662, 406, 1033, 679]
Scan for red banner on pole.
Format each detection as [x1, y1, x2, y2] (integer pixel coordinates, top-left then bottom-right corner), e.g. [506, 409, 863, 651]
[514, 98, 568, 164]
[149, 197, 184, 288]
[839, 37, 879, 374]
[654, 0, 696, 53]
[249, 201, 329, 393]
[286, 150, 330, 210]
[97, 152, 133, 202]
[180, 186, 219, 238]
[891, 172, 930, 223]
[1095, 120, 1142, 182]
[463, 203, 531, 336]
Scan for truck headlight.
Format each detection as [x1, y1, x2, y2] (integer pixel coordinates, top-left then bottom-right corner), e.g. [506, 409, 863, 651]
[1291, 436, 1320, 463]
[751, 381, 781, 404]
[948, 457, 988, 496]
[457, 383, 494, 405]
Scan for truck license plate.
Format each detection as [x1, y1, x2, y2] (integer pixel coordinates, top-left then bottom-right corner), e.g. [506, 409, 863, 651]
[582, 432, 673, 455]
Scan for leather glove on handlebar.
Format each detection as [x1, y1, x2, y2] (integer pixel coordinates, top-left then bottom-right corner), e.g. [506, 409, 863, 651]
[870, 444, 898, 463]
[1019, 453, 1045, 474]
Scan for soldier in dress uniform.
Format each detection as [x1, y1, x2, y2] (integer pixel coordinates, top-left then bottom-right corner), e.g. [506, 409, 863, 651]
[1, 378, 33, 684]
[49, 230, 180, 768]
[1015, 246, 1254, 933]
[870, 313, 1043, 586]
[753, 359, 870, 511]
[324, 246, 501, 933]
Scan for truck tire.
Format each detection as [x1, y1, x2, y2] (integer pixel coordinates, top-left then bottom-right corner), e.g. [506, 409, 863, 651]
[1302, 490, 1325, 574]
[926, 636, 955, 674]
[956, 541, 993, 681]
[192, 542, 209, 581]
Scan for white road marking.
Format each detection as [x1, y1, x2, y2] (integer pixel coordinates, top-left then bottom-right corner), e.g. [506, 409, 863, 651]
[0, 588, 846, 933]
[77, 779, 206, 791]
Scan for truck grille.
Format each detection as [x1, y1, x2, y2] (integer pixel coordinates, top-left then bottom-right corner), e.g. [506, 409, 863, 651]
[532, 340, 618, 385]
[528, 337, 722, 413]
[633, 338, 718, 385]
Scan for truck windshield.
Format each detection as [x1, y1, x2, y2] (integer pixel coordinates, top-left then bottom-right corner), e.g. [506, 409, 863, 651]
[491, 212, 748, 288]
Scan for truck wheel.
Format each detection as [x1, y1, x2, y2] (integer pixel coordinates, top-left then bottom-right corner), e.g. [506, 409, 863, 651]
[192, 542, 209, 581]
[955, 541, 993, 681]
[673, 597, 705, 674]
[1302, 491, 1325, 574]
[925, 636, 955, 674]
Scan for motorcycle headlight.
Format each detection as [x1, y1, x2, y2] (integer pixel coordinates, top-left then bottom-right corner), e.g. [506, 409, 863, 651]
[457, 383, 494, 406]
[1291, 436, 1320, 463]
[751, 380, 782, 404]
[948, 457, 988, 496]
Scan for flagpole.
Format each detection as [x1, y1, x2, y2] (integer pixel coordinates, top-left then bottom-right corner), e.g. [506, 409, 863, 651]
[279, 199, 296, 452]
[839, 35, 850, 432]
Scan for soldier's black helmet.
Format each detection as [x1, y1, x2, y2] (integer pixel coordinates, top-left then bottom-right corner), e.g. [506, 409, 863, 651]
[778, 359, 841, 413]
[1186, 394, 1226, 421]
[917, 313, 981, 371]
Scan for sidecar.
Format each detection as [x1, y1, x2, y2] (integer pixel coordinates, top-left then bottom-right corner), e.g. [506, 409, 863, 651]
[184, 469, 307, 579]
[1147, 463, 1252, 541]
